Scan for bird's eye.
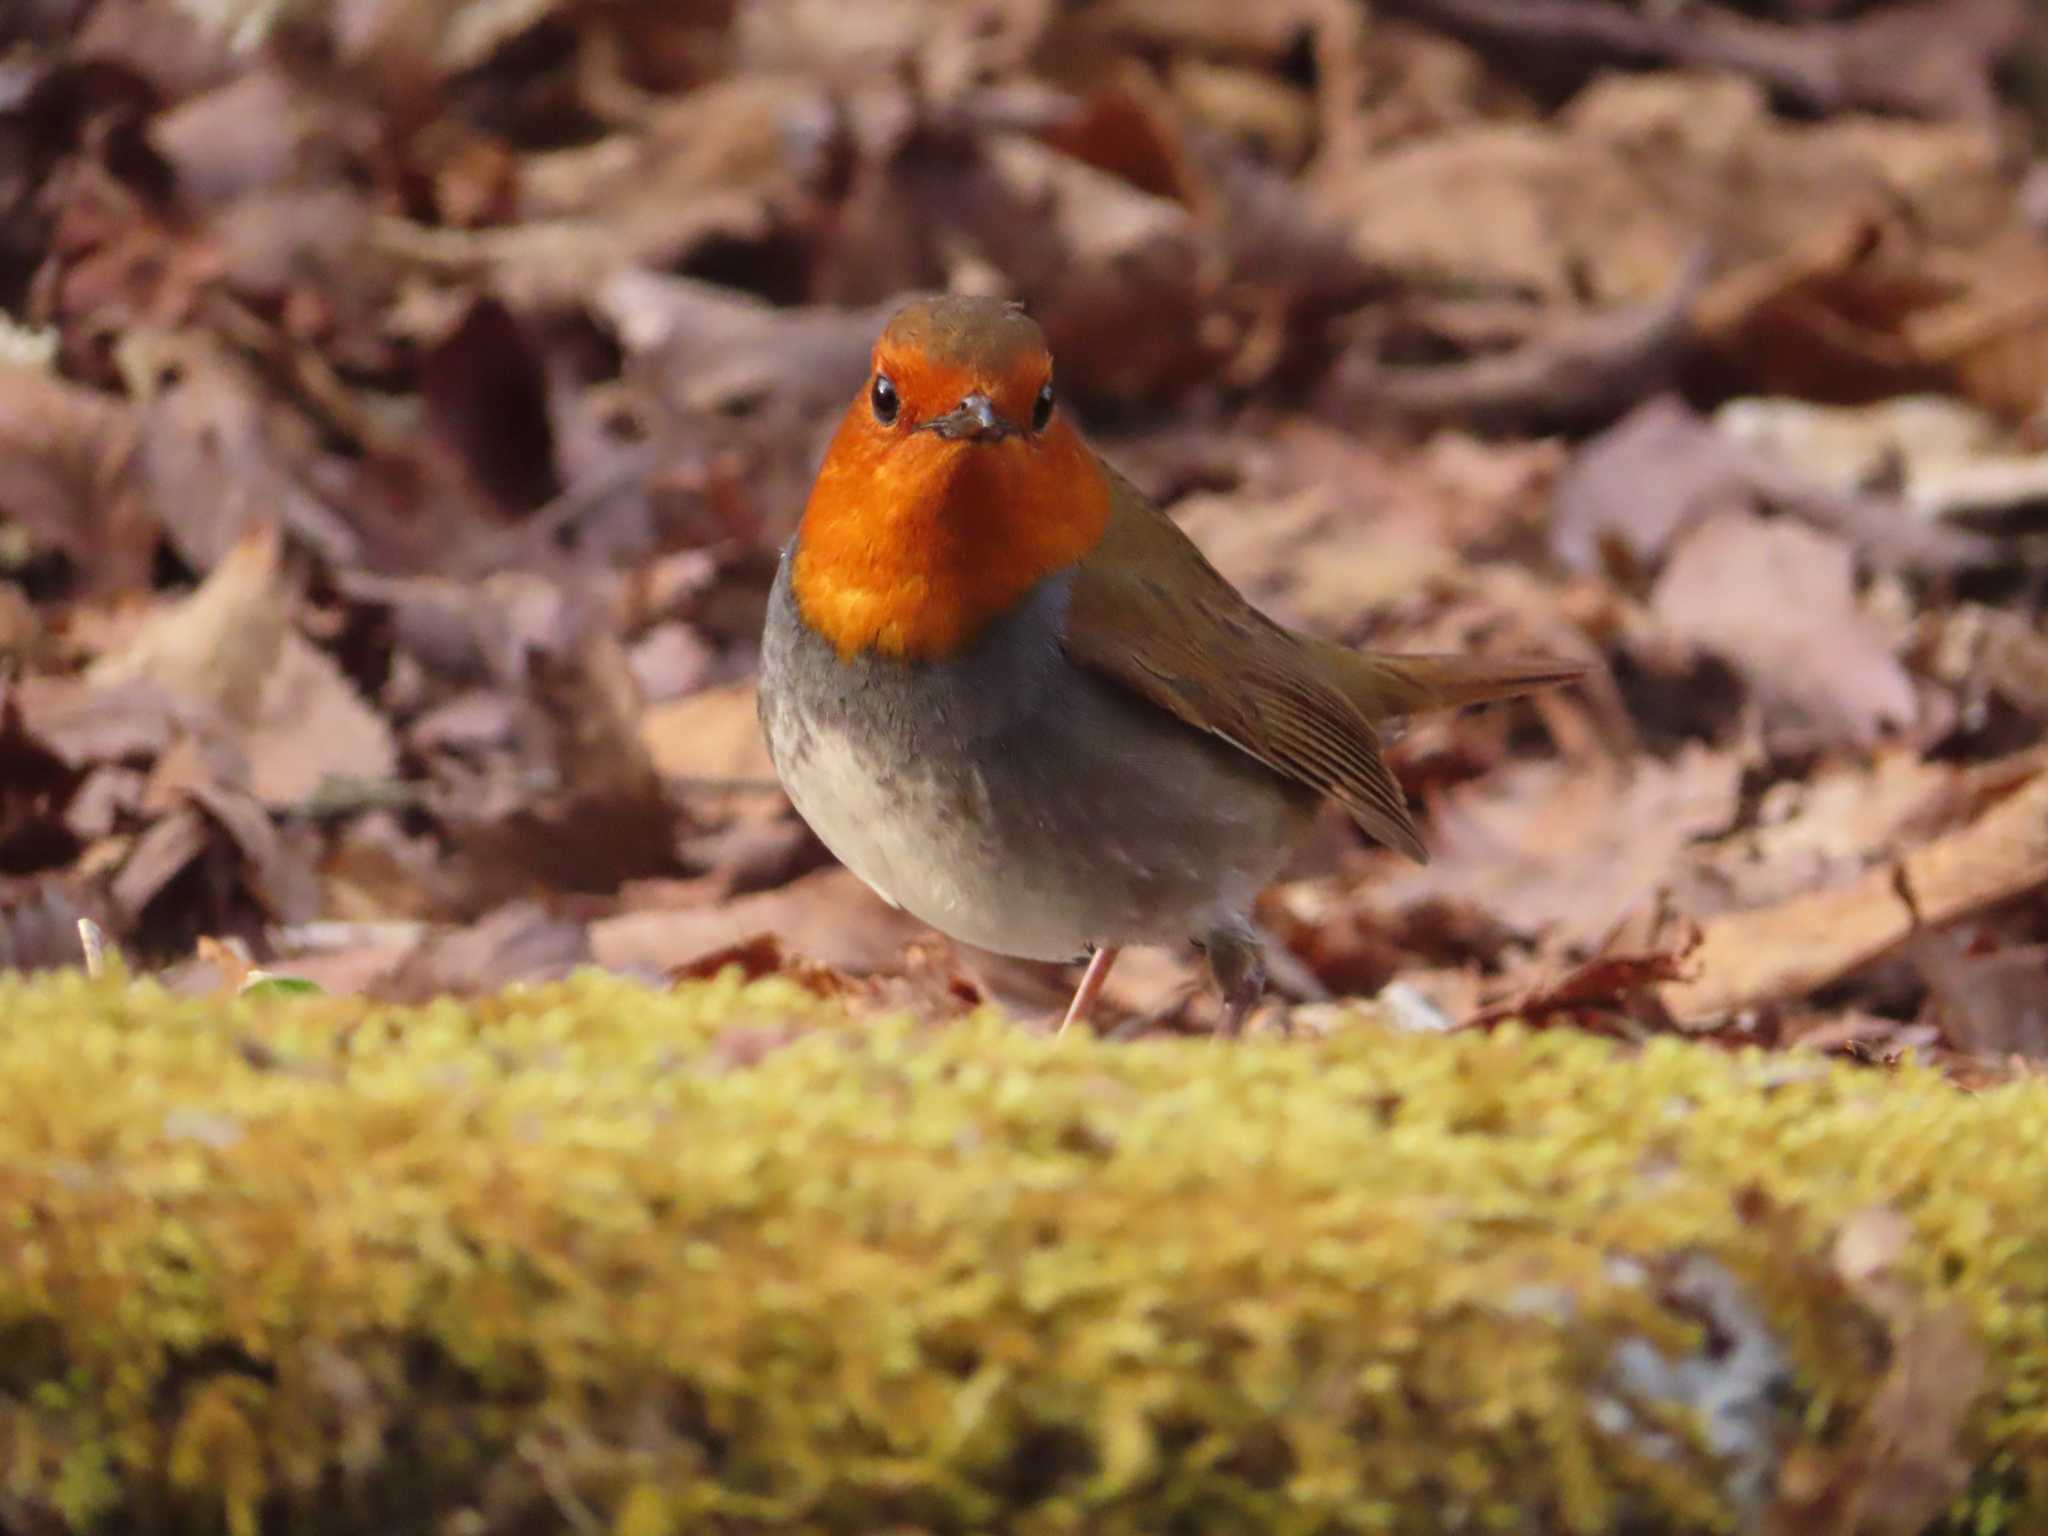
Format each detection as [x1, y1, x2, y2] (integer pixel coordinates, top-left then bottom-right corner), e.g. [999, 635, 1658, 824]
[1032, 380, 1055, 432]
[870, 373, 900, 425]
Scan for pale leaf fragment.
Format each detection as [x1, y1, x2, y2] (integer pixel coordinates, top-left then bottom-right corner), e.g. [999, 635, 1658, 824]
[1664, 771, 2048, 1022]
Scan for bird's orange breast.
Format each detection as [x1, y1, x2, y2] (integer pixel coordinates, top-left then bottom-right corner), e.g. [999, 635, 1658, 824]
[790, 412, 1113, 661]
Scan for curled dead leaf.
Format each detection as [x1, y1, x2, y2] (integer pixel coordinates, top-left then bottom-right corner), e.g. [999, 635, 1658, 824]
[1650, 511, 1917, 748]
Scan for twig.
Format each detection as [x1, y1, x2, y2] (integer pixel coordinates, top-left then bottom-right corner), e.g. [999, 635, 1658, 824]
[77, 918, 105, 980]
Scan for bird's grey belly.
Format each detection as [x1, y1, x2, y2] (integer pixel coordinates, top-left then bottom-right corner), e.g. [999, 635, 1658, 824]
[758, 555, 1311, 962]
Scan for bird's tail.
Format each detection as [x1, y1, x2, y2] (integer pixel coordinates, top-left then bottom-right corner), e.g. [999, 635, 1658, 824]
[1320, 646, 1588, 723]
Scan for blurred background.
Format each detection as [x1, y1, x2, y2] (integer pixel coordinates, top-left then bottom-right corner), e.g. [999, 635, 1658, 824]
[3, 0, 2047, 1061]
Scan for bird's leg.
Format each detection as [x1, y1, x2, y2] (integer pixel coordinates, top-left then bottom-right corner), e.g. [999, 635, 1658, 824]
[1204, 924, 1269, 1039]
[1056, 945, 1121, 1038]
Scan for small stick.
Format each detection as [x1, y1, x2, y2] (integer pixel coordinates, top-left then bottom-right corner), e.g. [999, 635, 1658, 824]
[77, 918, 106, 980]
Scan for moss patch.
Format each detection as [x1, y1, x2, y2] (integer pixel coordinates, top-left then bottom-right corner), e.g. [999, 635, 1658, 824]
[0, 968, 2042, 1533]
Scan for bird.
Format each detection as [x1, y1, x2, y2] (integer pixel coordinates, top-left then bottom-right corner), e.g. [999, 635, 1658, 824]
[757, 294, 1583, 1037]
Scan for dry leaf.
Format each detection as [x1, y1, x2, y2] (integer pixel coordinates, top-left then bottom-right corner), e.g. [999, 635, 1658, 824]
[1372, 745, 1741, 950]
[118, 331, 360, 575]
[1683, 753, 1969, 916]
[1664, 771, 2048, 1022]
[381, 900, 592, 1003]
[1316, 123, 1681, 303]
[88, 521, 290, 722]
[1465, 930, 1698, 1032]
[1383, 0, 2025, 119]
[1554, 395, 1994, 582]
[1769, 1207, 1986, 1535]
[1323, 246, 1707, 434]
[1909, 934, 2048, 1063]
[641, 680, 776, 783]
[0, 878, 98, 972]
[1650, 511, 1916, 747]
[242, 633, 399, 809]
[590, 866, 926, 975]
[88, 523, 397, 807]
[0, 363, 148, 592]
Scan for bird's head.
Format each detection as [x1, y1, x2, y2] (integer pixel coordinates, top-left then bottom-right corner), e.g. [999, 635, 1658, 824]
[791, 295, 1112, 661]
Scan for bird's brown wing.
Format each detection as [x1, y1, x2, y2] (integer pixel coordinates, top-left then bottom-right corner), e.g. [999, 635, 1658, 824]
[1062, 467, 1431, 861]
[1064, 465, 1588, 863]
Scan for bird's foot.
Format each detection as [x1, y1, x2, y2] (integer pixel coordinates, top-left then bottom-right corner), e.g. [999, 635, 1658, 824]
[1204, 924, 1269, 1040]
[1055, 945, 1121, 1039]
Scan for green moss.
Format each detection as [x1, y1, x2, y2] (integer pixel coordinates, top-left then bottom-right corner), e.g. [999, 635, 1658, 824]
[0, 967, 2042, 1533]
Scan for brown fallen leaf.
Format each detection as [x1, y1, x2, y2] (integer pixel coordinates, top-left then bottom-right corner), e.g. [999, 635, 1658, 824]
[669, 932, 826, 989]
[1170, 58, 1314, 170]
[342, 568, 572, 690]
[1372, 745, 1742, 951]
[9, 676, 187, 773]
[88, 521, 290, 722]
[641, 678, 806, 893]
[88, 523, 397, 808]
[590, 866, 926, 976]
[593, 274, 896, 542]
[318, 811, 456, 924]
[0, 877, 100, 973]
[1381, 0, 2024, 120]
[1322, 245, 1708, 434]
[183, 774, 321, 926]
[626, 623, 715, 704]
[1315, 122, 1682, 304]
[264, 935, 422, 999]
[241, 632, 400, 810]
[1682, 753, 1971, 917]
[0, 361, 148, 593]
[602, 280, 901, 428]
[148, 64, 302, 207]
[1920, 602, 2048, 723]
[64, 765, 147, 843]
[1553, 395, 1994, 582]
[640, 679, 776, 784]
[1769, 1207, 1985, 1536]
[1028, 64, 1206, 211]
[1061, 0, 1346, 72]
[116, 330, 361, 575]
[1650, 510, 1917, 748]
[1712, 392, 2048, 545]
[1663, 770, 2048, 1023]
[1465, 928, 1699, 1033]
[1165, 486, 1450, 633]
[452, 623, 682, 896]
[1551, 396, 1746, 581]
[1689, 210, 1958, 409]
[1902, 248, 2048, 427]
[69, 0, 238, 101]
[1908, 933, 2048, 1064]
[526, 66, 832, 221]
[192, 933, 254, 992]
[381, 901, 593, 1003]
[109, 805, 212, 924]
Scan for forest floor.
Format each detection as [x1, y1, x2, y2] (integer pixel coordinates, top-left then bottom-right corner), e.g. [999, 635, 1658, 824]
[4, 0, 2048, 1080]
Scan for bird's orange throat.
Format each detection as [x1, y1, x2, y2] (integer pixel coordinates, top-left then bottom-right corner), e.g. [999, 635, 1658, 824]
[790, 415, 1113, 661]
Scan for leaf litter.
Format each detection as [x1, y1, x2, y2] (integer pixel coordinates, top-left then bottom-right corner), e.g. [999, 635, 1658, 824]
[0, 0, 2044, 1076]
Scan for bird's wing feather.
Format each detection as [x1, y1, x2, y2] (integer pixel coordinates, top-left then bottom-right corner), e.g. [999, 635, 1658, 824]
[1062, 466, 1430, 862]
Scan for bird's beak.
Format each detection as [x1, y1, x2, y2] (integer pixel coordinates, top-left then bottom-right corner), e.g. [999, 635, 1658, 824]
[924, 392, 1017, 442]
